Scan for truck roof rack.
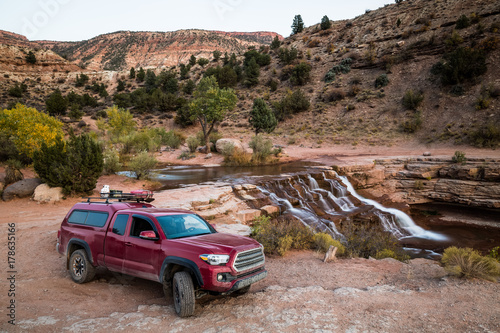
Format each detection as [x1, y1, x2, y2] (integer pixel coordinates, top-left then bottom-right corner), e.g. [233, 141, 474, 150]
[84, 191, 155, 204]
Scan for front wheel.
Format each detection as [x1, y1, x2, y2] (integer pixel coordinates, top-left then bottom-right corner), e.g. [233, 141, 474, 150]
[69, 249, 96, 284]
[172, 271, 195, 317]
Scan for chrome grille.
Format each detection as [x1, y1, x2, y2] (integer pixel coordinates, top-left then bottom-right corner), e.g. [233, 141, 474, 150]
[233, 247, 265, 272]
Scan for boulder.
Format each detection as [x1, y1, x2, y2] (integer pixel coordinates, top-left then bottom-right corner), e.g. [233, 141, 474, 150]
[2, 178, 42, 201]
[216, 138, 245, 153]
[33, 184, 64, 203]
[236, 209, 261, 223]
[261, 205, 280, 217]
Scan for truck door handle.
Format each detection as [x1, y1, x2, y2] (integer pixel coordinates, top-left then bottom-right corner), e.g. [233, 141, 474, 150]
[125, 242, 132, 247]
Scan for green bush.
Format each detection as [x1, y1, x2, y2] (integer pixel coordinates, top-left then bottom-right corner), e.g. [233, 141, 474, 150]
[45, 89, 68, 116]
[251, 216, 314, 256]
[401, 110, 422, 133]
[441, 246, 500, 282]
[455, 14, 471, 29]
[402, 89, 424, 110]
[290, 61, 312, 86]
[470, 123, 500, 147]
[249, 134, 273, 163]
[452, 151, 466, 164]
[127, 151, 157, 180]
[8, 84, 24, 98]
[272, 89, 310, 121]
[435, 47, 487, 85]
[488, 246, 500, 262]
[374, 74, 389, 88]
[103, 149, 122, 175]
[342, 222, 404, 260]
[324, 58, 352, 83]
[33, 134, 103, 195]
[186, 136, 198, 153]
[120, 130, 162, 154]
[314, 232, 345, 255]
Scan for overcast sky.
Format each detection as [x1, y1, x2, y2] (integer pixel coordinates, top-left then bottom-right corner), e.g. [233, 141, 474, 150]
[1, 0, 393, 42]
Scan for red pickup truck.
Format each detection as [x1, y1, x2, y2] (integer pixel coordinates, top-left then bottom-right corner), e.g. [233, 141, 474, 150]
[56, 197, 267, 317]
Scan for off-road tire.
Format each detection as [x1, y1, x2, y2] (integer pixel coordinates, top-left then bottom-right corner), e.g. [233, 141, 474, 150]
[69, 249, 96, 284]
[172, 271, 195, 317]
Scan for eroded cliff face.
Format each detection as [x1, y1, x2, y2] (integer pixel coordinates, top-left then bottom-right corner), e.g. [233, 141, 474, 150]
[339, 157, 500, 209]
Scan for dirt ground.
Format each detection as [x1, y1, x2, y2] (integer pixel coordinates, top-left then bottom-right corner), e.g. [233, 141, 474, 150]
[1, 143, 500, 332]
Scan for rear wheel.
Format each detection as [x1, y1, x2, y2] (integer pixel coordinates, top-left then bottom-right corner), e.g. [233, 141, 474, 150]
[172, 271, 195, 317]
[69, 249, 96, 284]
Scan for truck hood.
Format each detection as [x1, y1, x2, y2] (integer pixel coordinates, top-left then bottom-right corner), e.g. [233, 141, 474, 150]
[172, 232, 260, 254]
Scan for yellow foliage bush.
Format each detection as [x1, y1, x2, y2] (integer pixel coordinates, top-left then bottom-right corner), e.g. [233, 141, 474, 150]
[0, 104, 63, 158]
[314, 232, 345, 255]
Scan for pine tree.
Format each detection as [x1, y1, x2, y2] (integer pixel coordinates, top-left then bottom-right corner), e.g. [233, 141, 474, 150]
[136, 67, 145, 82]
[271, 36, 281, 49]
[26, 51, 37, 64]
[244, 57, 260, 87]
[321, 15, 331, 30]
[189, 55, 197, 66]
[291, 15, 305, 35]
[129, 67, 136, 79]
[249, 98, 277, 135]
[45, 89, 68, 116]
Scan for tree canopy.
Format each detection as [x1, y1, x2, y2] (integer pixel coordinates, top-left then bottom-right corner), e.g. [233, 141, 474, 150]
[291, 15, 305, 35]
[249, 98, 277, 135]
[189, 76, 237, 152]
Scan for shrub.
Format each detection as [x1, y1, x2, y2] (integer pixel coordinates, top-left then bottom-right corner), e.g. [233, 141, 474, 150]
[488, 246, 500, 262]
[251, 216, 314, 256]
[272, 89, 310, 121]
[401, 110, 422, 133]
[342, 221, 404, 259]
[314, 232, 345, 255]
[68, 104, 84, 121]
[325, 89, 346, 103]
[197, 58, 209, 67]
[441, 246, 500, 282]
[290, 61, 312, 86]
[26, 51, 36, 64]
[102, 149, 122, 175]
[45, 89, 68, 116]
[374, 74, 389, 88]
[324, 58, 352, 82]
[186, 136, 198, 153]
[8, 84, 23, 98]
[320, 15, 331, 30]
[452, 151, 466, 164]
[222, 148, 252, 166]
[249, 134, 273, 163]
[402, 89, 424, 110]
[33, 134, 103, 195]
[278, 47, 298, 65]
[470, 123, 500, 147]
[127, 151, 157, 180]
[120, 130, 161, 154]
[161, 129, 185, 149]
[436, 47, 487, 85]
[455, 14, 471, 29]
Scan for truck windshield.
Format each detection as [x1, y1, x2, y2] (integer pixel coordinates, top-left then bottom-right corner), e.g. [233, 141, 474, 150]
[157, 214, 215, 239]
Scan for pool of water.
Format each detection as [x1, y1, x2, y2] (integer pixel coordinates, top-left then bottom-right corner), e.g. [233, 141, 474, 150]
[150, 162, 324, 190]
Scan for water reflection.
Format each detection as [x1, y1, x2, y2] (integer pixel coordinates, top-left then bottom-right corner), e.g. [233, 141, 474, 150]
[150, 162, 323, 190]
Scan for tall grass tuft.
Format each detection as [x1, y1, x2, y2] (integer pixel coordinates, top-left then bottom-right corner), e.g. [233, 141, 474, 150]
[441, 246, 500, 282]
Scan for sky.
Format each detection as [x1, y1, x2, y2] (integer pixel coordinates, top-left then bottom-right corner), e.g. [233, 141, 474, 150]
[0, 0, 393, 42]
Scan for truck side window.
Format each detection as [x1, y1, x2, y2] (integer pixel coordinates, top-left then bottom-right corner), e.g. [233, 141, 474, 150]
[112, 214, 129, 236]
[130, 217, 154, 237]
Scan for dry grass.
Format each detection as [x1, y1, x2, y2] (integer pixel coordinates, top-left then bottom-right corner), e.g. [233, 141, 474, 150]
[441, 246, 500, 282]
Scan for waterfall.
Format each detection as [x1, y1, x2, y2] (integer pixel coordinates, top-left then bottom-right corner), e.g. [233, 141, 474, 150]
[257, 172, 447, 242]
[338, 175, 448, 241]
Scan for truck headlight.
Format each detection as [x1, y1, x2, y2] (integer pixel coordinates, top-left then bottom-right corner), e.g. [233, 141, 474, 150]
[200, 254, 230, 265]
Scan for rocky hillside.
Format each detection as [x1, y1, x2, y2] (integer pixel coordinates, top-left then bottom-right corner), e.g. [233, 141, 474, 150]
[0, 0, 499, 147]
[37, 30, 283, 71]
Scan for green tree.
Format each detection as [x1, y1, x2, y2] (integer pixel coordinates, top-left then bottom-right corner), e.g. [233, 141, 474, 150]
[197, 58, 209, 67]
[189, 76, 237, 152]
[213, 50, 222, 61]
[45, 89, 68, 116]
[249, 98, 277, 135]
[136, 67, 145, 82]
[106, 105, 136, 138]
[117, 79, 125, 92]
[189, 55, 197, 66]
[75, 73, 89, 87]
[0, 104, 64, 159]
[33, 134, 103, 195]
[321, 15, 331, 30]
[244, 57, 260, 87]
[290, 61, 312, 86]
[291, 15, 305, 35]
[129, 67, 136, 79]
[271, 36, 281, 50]
[145, 69, 157, 93]
[26, 51, 37, 64]
[182, 79, 196, 95]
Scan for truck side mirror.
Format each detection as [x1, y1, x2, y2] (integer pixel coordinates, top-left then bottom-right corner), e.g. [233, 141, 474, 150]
[139, 230, 158, 240]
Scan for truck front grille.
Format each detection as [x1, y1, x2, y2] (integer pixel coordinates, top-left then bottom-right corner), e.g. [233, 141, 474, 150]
[233, 247, 265, 272]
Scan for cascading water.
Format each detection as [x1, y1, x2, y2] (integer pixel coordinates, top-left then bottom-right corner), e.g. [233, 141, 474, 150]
[338, 175, 447, 241]
[258, 171, 447, 242]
